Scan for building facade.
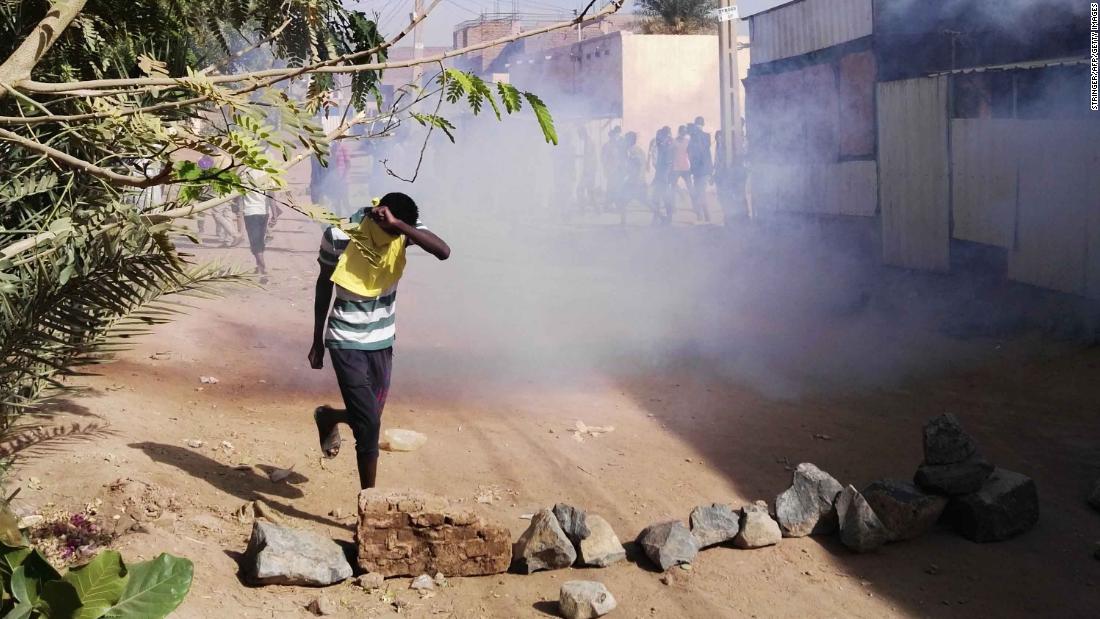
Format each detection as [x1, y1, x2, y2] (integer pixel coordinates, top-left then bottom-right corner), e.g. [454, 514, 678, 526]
[743, 0, 1100, 299]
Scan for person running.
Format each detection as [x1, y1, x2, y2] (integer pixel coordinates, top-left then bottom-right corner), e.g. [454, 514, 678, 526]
[309, 192, 450, 490]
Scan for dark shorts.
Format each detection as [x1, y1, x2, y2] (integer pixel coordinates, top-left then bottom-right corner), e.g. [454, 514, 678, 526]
[329, 347, 393, 458]
[244, 214, 268, 254]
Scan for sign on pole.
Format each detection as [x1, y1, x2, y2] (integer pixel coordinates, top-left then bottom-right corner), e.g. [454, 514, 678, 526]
[713, 6, 740, 22]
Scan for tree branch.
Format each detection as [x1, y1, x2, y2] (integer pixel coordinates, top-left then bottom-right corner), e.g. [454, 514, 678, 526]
[200, 17, 293, 75]
[0, 127, 168, 187]
[0, 0, 88, 98]
[13, 0, 622, 96]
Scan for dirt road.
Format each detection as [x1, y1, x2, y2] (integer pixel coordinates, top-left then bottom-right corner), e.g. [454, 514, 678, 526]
[9, 208, 1100, 618]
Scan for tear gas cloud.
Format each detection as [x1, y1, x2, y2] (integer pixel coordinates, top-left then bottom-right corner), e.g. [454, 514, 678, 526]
[328, 0, 1096, 403]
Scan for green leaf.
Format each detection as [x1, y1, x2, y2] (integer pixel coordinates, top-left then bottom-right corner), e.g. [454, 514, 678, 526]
[469, 75, 501, 120]
[497, 82, 523, 114]
[102, 554, 192, 618]
[64, 550, 127, 619]
[39, 580, 82, 619]
[11, 550, 61, 603]
[522, 92, 557, 145]
[10, 566, 36, 606]
[3, 601, 33, 619]
[0, 544, 31, 578]
[442, 68, 475, 106]
[172, 161, 202, 182]
[410, 113, 456, 143]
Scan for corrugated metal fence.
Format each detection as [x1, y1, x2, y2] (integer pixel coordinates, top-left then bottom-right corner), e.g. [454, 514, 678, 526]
[877, 76, 951, 272]
[750, 0, 873, 65]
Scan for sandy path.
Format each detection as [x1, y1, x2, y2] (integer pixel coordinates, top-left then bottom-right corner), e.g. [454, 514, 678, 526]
[8, 210, 1100, 618]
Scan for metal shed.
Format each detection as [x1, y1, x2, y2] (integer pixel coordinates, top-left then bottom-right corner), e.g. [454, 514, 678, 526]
[749, 0, 873, 65]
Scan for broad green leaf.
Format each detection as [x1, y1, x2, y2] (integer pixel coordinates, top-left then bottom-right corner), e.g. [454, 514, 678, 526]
[11, 550, 60, 605]
[64, 550, 127, 619]
[10, 567, 37, 606]
[522, 92, 558, 145]
[102, 554, 192, 619]
[3, 601, 33, 619]
[39, 580, 82, 619]
[0, 543, 31, 582]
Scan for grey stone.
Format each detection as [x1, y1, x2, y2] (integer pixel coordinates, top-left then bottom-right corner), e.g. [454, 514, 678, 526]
[915, 454, 994, 496]
[689, 503, 740, 548]
[243, 521, 353, 586]
[578, 515, 625, 567]
[307, 596, 337, 616]
[862, 480, 947, 542]
[1088, 479, 1100, 511]
[512, 509, 577, 573]
[732, 503, 781, 549]
[835, 485, 888, 553]
[775, 463, 844, 537]
[636, 520, 699, 571]
[410, 574, 434, 590]
[553, 503, 591, 547]
[354, 573, 384, 590]
[923, 413, 978, 465]
[559, 580, 617, 619]
[946, 468, 1039, 542]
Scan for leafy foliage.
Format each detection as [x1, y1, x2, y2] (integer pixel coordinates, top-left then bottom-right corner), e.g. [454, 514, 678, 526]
[636, 0, 717, 34]
[438, 69, 557, 144]
[0, 540, 192, 619]
[0, 0, 569, 487]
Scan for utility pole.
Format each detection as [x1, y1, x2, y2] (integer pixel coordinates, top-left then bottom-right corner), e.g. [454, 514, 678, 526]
[717, 1, 745, 218]
[411, 0, 424, 88]
[717, 1, 740, 172]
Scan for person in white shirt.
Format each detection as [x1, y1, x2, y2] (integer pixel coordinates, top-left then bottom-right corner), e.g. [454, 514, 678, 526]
[240, 171, 274, 282]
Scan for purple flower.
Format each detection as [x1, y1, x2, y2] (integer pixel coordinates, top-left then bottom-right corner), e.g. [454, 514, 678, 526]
[197, 155, 214, 170]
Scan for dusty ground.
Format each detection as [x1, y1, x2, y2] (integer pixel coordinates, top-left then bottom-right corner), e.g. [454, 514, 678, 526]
[7, 204, 1100, 618]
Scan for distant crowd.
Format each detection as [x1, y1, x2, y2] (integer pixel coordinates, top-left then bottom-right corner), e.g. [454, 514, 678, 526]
[570, 117, 744, 225]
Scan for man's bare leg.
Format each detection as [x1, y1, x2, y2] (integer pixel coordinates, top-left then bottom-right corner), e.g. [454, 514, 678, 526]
[357, 454, 378, 489]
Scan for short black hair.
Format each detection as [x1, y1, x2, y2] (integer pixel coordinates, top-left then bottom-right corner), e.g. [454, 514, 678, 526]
[379, 192, 418, 227]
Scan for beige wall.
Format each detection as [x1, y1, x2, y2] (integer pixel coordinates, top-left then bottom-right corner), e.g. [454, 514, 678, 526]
[508, 32, 722, 150]
[620, 33, 721, 145]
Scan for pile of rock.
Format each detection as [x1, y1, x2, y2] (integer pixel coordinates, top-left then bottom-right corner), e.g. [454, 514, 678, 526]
[765, 414, 1039, 553]
[914, 414, 1039, 542]
[633, 500, 781, 572]
[513, 503, 626, 573]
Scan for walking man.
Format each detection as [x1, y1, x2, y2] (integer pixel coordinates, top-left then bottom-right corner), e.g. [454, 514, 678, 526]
[309, 192, 450, 490]
[688, 117, 713, 223]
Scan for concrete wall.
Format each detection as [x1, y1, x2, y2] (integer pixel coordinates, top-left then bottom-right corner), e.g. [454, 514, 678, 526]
[453, 18, 519, 73]
[508, 31, 721, 144]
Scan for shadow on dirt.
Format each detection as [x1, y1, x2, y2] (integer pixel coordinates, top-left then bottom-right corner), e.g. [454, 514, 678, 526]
[129, 441, 343, 528]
